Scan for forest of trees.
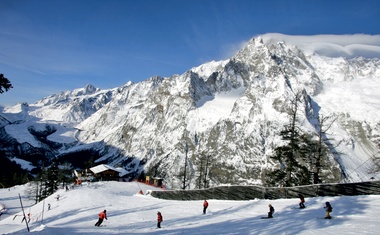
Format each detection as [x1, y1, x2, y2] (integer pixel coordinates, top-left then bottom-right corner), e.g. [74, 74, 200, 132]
[26, 160, 74, 203]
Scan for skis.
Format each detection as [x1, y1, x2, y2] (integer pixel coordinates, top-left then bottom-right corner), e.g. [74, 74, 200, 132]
[316, 217, 334, 219]
[292, 206, 306, 209]
[260, 217, 274, 219]
[95, 224, 107, 227]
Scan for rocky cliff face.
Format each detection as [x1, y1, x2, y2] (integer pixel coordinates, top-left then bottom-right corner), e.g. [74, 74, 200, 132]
[1, 36, 379, 188]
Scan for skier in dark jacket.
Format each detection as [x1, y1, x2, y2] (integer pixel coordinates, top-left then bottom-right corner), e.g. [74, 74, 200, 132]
[95, 210, 107, 226]
[299, 194, 305, 208]
[324, 202, 332, 219]
[268, 204, 275, 218]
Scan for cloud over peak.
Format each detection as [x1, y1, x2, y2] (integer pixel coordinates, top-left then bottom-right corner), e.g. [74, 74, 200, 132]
[260, 33, 380, 58]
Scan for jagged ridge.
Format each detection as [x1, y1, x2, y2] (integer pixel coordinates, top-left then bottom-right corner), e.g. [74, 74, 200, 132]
[1, 35, 380, 188]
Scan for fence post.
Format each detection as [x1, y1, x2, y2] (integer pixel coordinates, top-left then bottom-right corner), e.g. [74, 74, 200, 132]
[262, 187, 266, 199]
[18, 193, 30, 232]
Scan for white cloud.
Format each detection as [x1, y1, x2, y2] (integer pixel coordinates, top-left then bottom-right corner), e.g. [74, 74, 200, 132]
[260, 33, 380, 58]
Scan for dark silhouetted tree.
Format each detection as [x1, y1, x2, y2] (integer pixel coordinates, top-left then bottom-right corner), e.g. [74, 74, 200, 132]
[311, 114, 339, 183]
[0, 74, 13, 94]
[267, 91, 314, 186]
[195, 153, 211, 189]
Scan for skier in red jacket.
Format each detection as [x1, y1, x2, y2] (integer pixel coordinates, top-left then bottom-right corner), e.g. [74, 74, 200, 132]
[203, 200, 209, 214]
[157, 211, 163, 228]
[299, 194, 305, 208]
[95, 210, 107, 227]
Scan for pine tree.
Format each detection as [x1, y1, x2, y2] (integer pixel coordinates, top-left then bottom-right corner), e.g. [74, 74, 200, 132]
[267, 113, 336, 186]
[30, 160, 63, 202]
[177, 143, 196, 189]
[46, 161, 60, 195]
[0, 73, 13, 94]
[195, 153, 211, 189]
[312, 115, 337, 183]
[267, 91, 313, 186]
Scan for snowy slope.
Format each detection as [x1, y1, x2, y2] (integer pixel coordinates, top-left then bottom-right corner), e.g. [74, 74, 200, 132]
[0, 181, 379, 234]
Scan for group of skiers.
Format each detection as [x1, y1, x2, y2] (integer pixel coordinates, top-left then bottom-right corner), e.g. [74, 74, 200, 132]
[298, 194, 333, 219]
[93, 200, 209, 228]
[261, 194, 333, 219]
[94, 195, 333, 228]
[93, 209, 163, 228]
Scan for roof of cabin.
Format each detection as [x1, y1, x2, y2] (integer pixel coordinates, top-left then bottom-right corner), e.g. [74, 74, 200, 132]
[89, 164, 127, 177]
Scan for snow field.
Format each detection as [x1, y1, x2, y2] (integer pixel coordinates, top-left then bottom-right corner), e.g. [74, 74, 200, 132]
[0, 181, 379, 234]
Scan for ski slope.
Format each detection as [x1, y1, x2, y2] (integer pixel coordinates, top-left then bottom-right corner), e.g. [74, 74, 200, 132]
[0, 181, 379, 234]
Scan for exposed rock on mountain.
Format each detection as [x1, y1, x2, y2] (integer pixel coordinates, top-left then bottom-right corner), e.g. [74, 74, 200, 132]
[1, 35, 379, 188]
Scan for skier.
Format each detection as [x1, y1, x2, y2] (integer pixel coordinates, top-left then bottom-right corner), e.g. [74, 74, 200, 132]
[48, 204, 51, 210]
[299, 194, 305, 208]
[0, 205, 5, 220]
[94, 210, 107, 226]
[268, 204, 275, 218]
[21, 213, 31, 223]
[157, 211, 163, 228]
[203, 200, 209, 214]
[324, 202, 332, 219]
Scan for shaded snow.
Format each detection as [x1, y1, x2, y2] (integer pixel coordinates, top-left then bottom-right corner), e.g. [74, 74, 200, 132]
[1, 181, 379, 234]
[8, 158, 36, 171]
[4, 121, 78, 147]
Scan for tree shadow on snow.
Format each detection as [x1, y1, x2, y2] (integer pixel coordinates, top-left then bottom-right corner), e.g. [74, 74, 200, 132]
[23, 195, 370, 234]
[142, 196, 370, 235]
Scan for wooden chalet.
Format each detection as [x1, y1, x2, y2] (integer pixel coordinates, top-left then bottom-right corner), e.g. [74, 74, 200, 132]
[89, 164, 126, 181]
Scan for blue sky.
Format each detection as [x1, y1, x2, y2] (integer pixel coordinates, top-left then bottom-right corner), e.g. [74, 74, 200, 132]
[1, 0, 380, 106]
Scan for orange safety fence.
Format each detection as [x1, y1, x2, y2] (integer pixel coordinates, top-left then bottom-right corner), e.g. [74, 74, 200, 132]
[134, 179, 166, 190]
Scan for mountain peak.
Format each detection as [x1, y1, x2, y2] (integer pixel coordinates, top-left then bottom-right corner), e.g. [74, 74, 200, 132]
[1, 35, 380, 189]
[84, 84, 97, 93]
[73, 84, 98, 96]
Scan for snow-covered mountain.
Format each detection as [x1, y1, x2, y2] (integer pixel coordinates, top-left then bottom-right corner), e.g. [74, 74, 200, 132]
[1, 34, 380, 188]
